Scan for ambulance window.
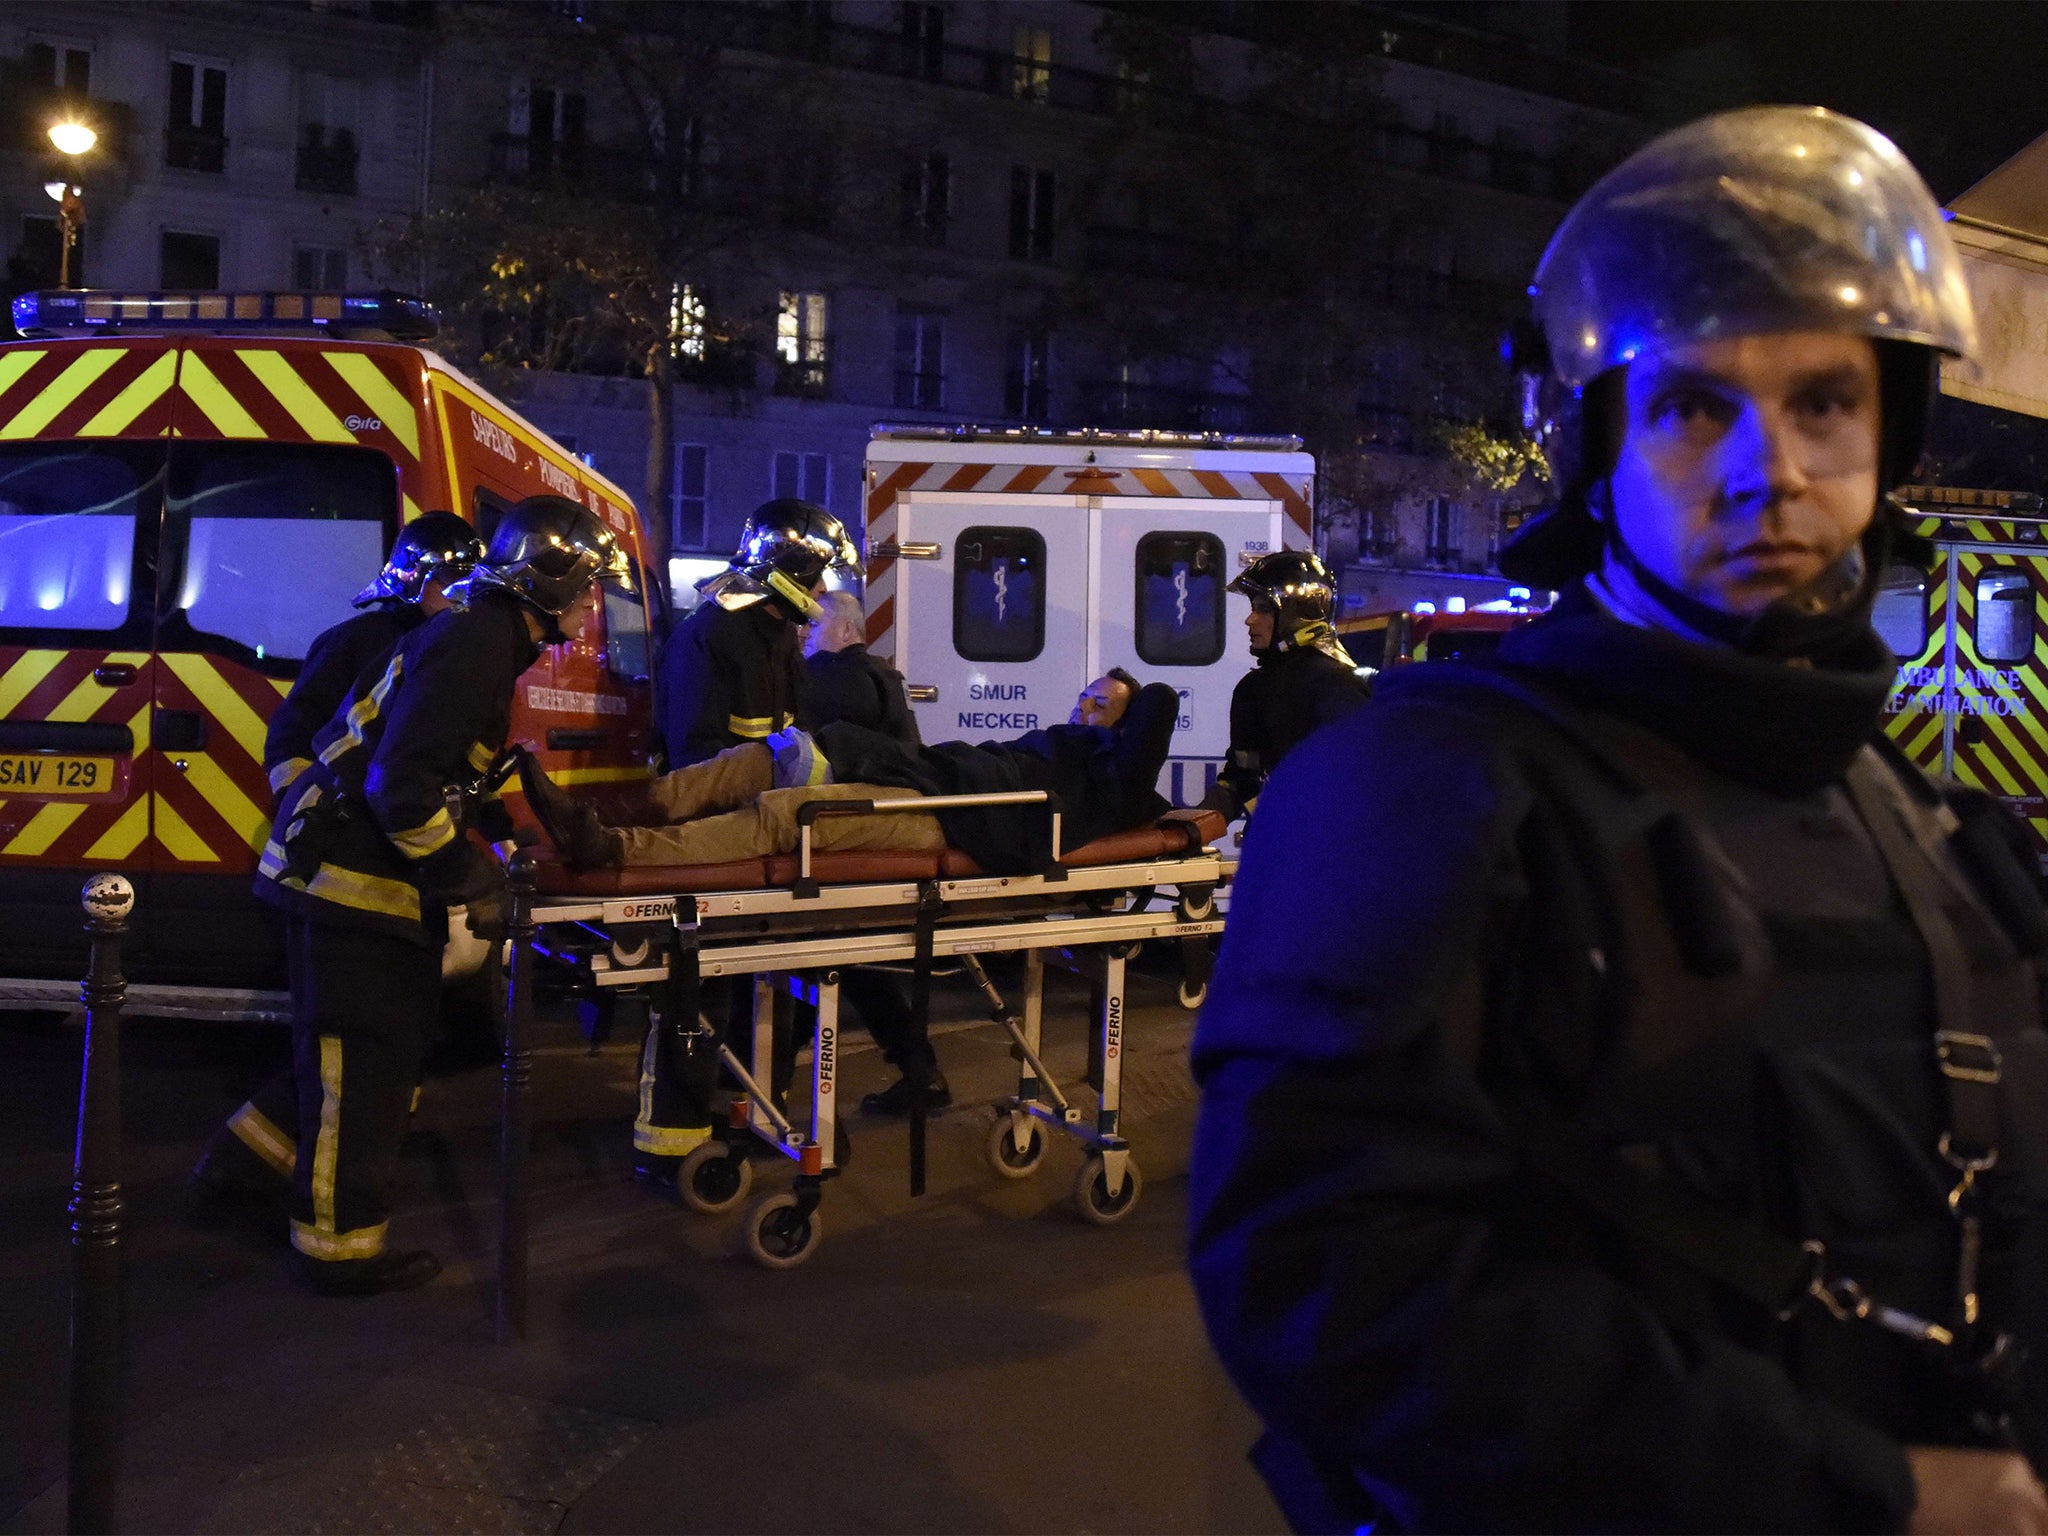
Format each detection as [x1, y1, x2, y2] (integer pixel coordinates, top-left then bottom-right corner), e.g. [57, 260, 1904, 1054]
[472, 487, 510, 545]
[162, 443, 396, 669]
[954, 526, 1044, 663]
[1873, 565, 1930, 659]
[1976, 571, 2034, 665]
[1134, 532, 1226, 667]
[602, 564, 651, 681]
[0, 443, 158, 639]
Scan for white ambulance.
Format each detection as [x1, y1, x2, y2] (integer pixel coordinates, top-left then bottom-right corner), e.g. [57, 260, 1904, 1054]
[860, 427, 1317, 808]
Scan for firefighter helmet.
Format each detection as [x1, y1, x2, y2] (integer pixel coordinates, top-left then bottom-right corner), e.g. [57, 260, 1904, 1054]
[698, 499, 860, 619]
[1229, 551, 1336, 638]
[351, 510, 485, 608]
[448, 495, 636, 637]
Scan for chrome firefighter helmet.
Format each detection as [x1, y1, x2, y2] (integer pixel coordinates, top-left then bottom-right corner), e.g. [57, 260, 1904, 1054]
[351, 510, 484, 608]
[448, 494, 636, 639]
[1229, 551, 1336, 642]
[698, 499, 860, 619]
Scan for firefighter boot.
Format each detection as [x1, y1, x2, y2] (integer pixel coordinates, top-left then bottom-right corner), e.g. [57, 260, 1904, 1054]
[288, 1247, 443, 1297]
[516, 749, 623, 870]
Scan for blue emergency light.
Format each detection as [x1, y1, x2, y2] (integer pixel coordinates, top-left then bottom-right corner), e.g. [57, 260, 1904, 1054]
[10, 289, 441, 342]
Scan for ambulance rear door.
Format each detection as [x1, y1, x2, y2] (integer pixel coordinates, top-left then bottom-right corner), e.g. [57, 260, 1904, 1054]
[1938, 539, 2048, 860]
[1090, 495, 1281, 807]
[892, 492, 1091, 744]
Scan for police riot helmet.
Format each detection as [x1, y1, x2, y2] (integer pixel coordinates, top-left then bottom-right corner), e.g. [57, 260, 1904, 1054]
[1502, 105, 1978, 594]
[697, 498, 861, 620]
[1229, 552, 1345, 656]
[351, 510, 485, 608]
[448, 494, 636, 639]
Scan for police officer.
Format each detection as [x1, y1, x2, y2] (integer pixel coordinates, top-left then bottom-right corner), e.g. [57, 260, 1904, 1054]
[1190, 107, 2048, 1532]
[659, 498, 860, 768]
[1202, 551, 1368, 823]
[244, 494, 632, 1295]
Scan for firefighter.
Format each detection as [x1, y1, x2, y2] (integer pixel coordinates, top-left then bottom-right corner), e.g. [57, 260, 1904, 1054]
[226, 495, 632, 1295]
[1201, 551, 1369, 823]
[658, 498, 860, 768]
[1189, 107, 2048, 1532]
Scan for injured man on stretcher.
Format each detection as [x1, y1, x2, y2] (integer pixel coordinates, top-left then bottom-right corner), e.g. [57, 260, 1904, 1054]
[520, 674, 1184, 877]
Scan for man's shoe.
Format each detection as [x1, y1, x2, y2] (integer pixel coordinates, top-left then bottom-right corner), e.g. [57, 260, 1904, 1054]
[184, 1155, 289, 1245]
[516, 748, 622, 870]
[860, 1071, 952, 1118]
[288, 1247, 442, 1297]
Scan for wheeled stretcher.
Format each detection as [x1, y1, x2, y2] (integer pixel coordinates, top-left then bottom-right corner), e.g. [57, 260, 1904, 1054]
[514, 793, 1228, 1268]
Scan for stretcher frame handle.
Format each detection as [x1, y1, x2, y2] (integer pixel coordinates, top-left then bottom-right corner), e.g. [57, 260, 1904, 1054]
[791, 789, 1066, 898]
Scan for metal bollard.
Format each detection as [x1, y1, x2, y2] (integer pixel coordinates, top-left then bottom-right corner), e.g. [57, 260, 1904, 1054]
[497, 850, 537, 1344]
[70, 873, 132, 1535]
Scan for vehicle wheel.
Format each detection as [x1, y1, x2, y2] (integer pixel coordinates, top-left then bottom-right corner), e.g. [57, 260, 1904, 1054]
[743, 1190, 822, 1269]
[1073, 1153, 1143, 1226]
[1176, 978, 1209, 1011]
[677, 1142, 753, 1214]
[985, 1117, 1048, 1179]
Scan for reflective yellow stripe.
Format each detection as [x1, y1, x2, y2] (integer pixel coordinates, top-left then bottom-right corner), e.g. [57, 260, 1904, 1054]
[728, 714, 772, 738]
[0, 349, 124, 439]
[269, 757, 313, 796]
[389, 807, 456, 859]
[313, 1035, 342, 1232]
[152, 793, 218, 863]
[3, 802, 84, 855]
[258, 838, 289, 880]
[45, 650, 148, 723]
[163, 653, 269, 762]
[300, 862, 423, 924]
[634, 1030, 711, 1156]
[0, 349, 49, 409]
[240, 350, 354, 443]
[323, 351, 420, 457]
[466, 740, 495, 774]
[81, 796, 150, 861]
[408, 1084, 423, 1116]
[228, 1103, 296, 1177]
[0, 649, 65, 718]
[77, 350, 178, 437]
[179, 751, 267, 854]
[320, 654, 403, 766]
[290, 1219, 387, 1260]
[178, 351, 264, 437]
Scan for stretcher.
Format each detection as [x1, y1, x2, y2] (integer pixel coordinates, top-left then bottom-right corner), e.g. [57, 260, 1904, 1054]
[513, 792, 1228, 1268]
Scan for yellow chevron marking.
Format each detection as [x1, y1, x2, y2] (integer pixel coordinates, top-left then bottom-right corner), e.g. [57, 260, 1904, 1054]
[239, 351, 353, 443]
[180, 751, 267, 851]
[163, 653, 269, 762]
[152, 793, 217, 863]
[554, 764, 657, 786]
[0, 349, 49, 411]
[76, 351, 178, 438]
[45, 651, 148, 724]
[125, 703, 150, 754]
[403, 494, 423, 524]
[0, 349, 125, 439]
[272, 677, 292, 697]
[324, 351, 419, 457]
[82, 795, 149, 860]
[0, 650, 65, 718]
[5, 801, 85, 856]
[179, 352, 264, 437]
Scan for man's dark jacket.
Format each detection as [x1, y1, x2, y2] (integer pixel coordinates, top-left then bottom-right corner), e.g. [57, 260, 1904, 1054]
[1189, 592, 2048, 1533]
[658, 600, 803, 768]
[802, 643, 921, 746]
[264, 603, 421, 798]
[1207, 640, 1369, 819]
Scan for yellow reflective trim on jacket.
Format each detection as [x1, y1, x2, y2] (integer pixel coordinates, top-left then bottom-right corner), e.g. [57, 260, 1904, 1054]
[728, 714, 773, 738]
[320, 654, 404, 766]
[291, 862, 424, 924]
[388, 806, 456, 859]
[228, 1103, 296, 1177]
[312, 1035, 342, 1233]
[290, 1219, 388, 1260]
[466, 740, 495, 774]
[268, 756, 313, 796]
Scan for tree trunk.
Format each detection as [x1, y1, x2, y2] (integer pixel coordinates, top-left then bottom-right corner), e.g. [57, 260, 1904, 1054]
[644, 346, 676, 593]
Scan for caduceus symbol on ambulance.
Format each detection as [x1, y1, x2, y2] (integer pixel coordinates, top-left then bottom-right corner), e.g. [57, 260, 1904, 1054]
[1174, 565, 1189, 626]
[993, 559, 1009, 624]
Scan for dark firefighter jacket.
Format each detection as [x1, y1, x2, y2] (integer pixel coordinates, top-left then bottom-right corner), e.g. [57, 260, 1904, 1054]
[817, 682, 1179, 875]
[263, 602, 421, 800]
[802, 643, 922, 746]
[1189, 591, 2048, 1534]
[658, 599, 804, 768]
[1204, 631, 1370, 820]
[254, 593, 538, 947]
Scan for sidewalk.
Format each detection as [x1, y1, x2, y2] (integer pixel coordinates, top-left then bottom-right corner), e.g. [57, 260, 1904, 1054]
[1, 963, 1282, 1534]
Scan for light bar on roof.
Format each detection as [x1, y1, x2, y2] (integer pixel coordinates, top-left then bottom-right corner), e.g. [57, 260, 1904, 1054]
[10, 289, 441, 342]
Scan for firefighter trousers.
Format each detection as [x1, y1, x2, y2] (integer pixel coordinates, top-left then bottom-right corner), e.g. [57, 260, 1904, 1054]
[283, 915, 440, 1263]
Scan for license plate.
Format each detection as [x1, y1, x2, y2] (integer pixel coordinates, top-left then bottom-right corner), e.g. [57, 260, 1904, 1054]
[0, 754, 116, 796]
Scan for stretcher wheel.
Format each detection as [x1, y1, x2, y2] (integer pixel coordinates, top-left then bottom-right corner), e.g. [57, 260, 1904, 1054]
[1177, 978, 1209, 1011]
[1073, 1153, 1143, 1225]
[743, 1190, 822, 1269]
[985, 1116, 1048, 1179]
[678, 1142, 753, 1214]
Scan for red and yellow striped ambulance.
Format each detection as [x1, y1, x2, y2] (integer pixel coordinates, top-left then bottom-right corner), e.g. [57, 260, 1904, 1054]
[0, 290, 657, 1007]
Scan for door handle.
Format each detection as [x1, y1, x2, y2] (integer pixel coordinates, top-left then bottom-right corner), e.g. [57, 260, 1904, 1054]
[93, 663, 137, 687]
[152, 710, 209, 752]
[873, 541, 941, 561]
[906, 685, 938, 703]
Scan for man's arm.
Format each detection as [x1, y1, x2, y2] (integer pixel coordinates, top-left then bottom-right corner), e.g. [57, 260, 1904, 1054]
[265, 612, 402, 797]
[873, 657, 923, 747]
[1189, 706, 1915, 1533]
[660, 618, 739, 769]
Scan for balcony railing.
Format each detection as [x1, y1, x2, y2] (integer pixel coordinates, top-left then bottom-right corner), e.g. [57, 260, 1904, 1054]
[295, 129, 357, 195]
[165, 124, 226, 173]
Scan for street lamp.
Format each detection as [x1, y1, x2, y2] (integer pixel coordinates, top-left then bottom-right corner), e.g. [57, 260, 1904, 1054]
[45, 120, 96, 288]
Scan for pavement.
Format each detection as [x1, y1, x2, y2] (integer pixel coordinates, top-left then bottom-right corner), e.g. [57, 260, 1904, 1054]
[0, 957, 1283, 1534]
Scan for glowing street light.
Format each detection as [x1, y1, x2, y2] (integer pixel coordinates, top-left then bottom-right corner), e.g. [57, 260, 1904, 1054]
[48, 120, 97, 157]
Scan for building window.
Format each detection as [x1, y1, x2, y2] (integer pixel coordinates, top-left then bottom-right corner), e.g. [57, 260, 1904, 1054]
[674, 443, 709, 550]
[505, 80, 586, 178]
[1424, 497, 1462, 566]
[297, 74, 360, 196]
[28, 40, 93, 95]
[167, 55, 229, 173]
[772, 450, 830, 506]
[901, 3, 944, 81]
[954, 526, 1045, 664]
[292, 246, 347, 290]
[1009, 167, 1055, 262]
[775, 291, 829, 395]
[1011, 25, 1051, 103]
[902, 153, 949, 247]
[669, 283, 705, 360]
[1135, 532, 1226, 667]
[893, 306, 945, 410]
[161, 229, 221, 290]
[1005, 330, 1050, 420]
